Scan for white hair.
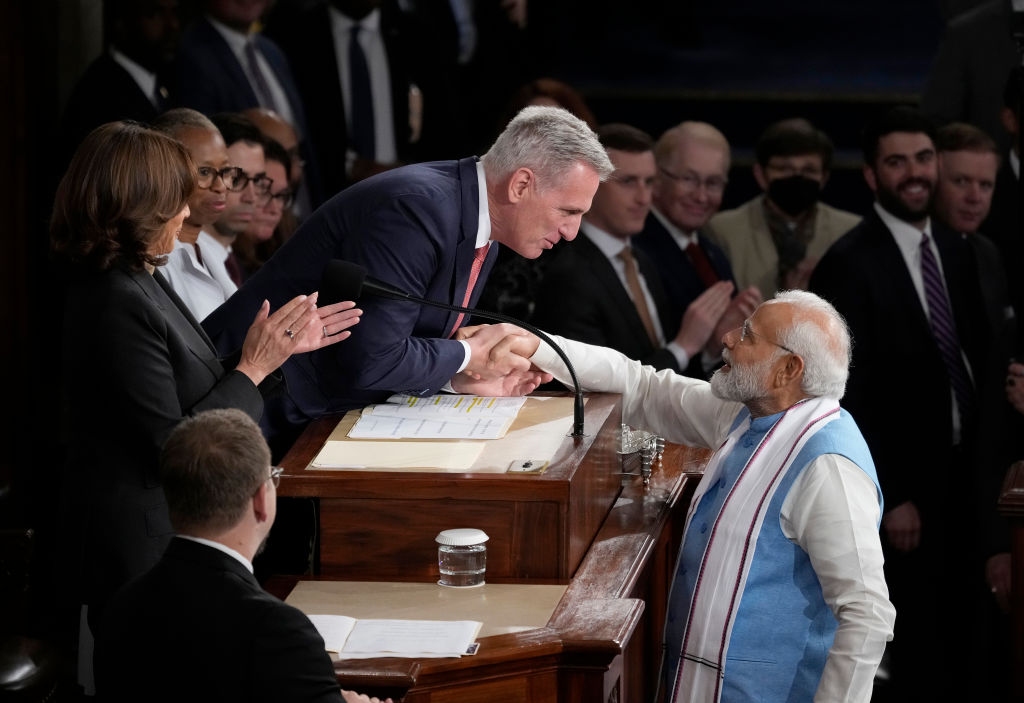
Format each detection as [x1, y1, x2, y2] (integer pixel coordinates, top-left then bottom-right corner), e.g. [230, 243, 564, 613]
[766, 290, 851, 400]
[481, 106, 614, 190]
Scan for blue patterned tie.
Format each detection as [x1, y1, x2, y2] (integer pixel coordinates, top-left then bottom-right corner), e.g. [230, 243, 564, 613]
[348, 24, 375, 160]
[919, 232, 975, 421]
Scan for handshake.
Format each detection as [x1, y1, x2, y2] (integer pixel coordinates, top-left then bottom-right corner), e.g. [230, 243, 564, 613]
[450, 323, 554, 396]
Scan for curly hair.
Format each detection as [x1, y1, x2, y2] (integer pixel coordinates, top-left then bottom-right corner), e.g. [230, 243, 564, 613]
[51, 121, 195, 272]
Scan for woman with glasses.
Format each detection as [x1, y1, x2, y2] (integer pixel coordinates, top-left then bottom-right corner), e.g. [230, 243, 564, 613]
[50, 121, 361, 688]
[152, 108, 268, 321]
[233, 138, 299, 280]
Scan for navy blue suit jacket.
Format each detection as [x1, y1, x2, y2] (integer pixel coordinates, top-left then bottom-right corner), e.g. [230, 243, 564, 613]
[174, 17, 322, 205]
[204, 158, 496, 430]
[632, 212, 735, 324]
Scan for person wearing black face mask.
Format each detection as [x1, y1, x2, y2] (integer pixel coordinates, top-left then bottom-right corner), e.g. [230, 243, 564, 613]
[708, 118, 860, 293]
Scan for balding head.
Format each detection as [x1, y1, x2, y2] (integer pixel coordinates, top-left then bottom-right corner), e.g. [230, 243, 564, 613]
[242, 107, 302, 186]
[652, 121, 731, 232]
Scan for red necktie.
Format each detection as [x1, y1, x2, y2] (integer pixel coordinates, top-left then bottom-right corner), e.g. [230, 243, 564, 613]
[685, 241, 720, 288]
[449, 244, 490, 336]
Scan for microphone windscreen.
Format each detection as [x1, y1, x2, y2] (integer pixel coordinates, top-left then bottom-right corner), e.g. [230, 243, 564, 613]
[320, 259, 367, 305]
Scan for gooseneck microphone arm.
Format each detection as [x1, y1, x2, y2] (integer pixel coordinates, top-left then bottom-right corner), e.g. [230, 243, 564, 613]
[322, 260, 587, 437]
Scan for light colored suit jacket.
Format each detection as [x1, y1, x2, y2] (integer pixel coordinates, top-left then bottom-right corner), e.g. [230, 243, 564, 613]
[707, 195, 860, 296]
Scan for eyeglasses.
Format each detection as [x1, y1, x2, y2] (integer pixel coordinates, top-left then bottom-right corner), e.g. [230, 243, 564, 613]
[268, 466, 284, 488]
[658, 166, 727, 196]
[267, 188, 295, 209]
[739, 319, 796, 355]
[238, 171, 274, 204]
[196, 166, 246, 192]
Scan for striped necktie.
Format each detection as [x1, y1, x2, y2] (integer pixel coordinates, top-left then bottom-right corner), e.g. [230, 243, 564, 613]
[919, 232, 975, 422]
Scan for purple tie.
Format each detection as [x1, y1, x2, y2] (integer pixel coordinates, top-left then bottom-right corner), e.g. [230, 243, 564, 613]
[919, 232, 975, 421]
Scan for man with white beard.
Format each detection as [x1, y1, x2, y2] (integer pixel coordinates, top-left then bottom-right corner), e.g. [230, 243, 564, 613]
[461, 289, 894, 703]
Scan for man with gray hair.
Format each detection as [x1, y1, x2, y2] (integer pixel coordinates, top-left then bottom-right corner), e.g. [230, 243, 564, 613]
[462, 289, 895, 702]
[94, 409, 389, 703]
[204, 105, 611, 445]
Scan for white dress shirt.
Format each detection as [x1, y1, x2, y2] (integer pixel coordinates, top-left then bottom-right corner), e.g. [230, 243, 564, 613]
[162, 235, 237, 322]
[177, 535, 253, 573]
[531, 334, 895, 703]
[109, 47, 159, 109]
[328, 7, 398, 164]
[580, 222, 691, 369]
[206, 15, 297, 130]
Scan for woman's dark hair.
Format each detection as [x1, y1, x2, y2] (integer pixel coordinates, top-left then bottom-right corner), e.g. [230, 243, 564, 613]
[51, 121, 195, 272]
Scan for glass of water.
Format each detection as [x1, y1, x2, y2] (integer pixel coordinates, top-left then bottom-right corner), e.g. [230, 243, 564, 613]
[436, 528, 489, 588]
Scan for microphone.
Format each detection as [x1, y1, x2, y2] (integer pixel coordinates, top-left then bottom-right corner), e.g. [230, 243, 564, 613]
[321, 259, 587, 437]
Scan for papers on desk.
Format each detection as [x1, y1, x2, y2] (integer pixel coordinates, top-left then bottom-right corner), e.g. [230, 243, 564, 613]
[347, 394, 528, 440]
[306, 614, 482, 659]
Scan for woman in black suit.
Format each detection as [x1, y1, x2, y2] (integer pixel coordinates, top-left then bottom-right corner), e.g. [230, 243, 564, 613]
[49, 122, 360, 658]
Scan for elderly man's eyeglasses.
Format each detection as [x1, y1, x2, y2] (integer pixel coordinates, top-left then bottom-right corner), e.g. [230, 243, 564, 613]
[196, 166, 246, 192]
[740, 319, 797, 354]
[268, 466, 284, 488]
[658, 166, 727, 196]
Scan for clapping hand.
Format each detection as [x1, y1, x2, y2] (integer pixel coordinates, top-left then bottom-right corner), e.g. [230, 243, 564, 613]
[235, 293, 362, 386]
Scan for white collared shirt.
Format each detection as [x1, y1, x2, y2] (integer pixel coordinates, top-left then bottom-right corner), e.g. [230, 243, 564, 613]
[328, 6, 398, 164]
[206, 15, 297, 130]
[109, 47, 159, 108]
[177, 535, 253, 573]
[874, 201, 972, 439]
[651, 206, 700, 250]
[452, 161, 493, 373]
[162, 235, 237, 322]
[580, 221, 692, 368]
[1010, 150, 1020, 180]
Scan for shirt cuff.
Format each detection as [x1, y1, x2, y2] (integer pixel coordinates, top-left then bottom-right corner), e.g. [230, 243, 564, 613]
[666, 341, 691, 370]
[456, 339, 471, 373]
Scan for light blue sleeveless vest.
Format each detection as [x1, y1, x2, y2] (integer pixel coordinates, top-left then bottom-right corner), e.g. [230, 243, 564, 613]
[665, 407, 880, 702]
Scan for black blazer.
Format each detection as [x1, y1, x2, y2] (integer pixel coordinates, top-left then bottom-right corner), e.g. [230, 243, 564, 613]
[57, 54, 162, 171]
[632, 212, 736, 326]
[58, 267, 263, 617]
[531, 231, 683, 372]
[809, 211, 999, 520]
[95, 538, 342, 703]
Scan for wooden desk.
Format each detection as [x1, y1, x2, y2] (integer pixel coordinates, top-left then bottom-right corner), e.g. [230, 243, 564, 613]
[278, 393, 625, 582]
[998, 461, 1024, 702]
[270, 441, 709, 703]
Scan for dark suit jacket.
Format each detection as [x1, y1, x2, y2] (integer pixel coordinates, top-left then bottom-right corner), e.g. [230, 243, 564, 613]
[264, 1, 416, 197]
[203, 158, 495, 431]
[632, 212, 735, 325]
[809, 212, 999, 525]
[95, 538, 342, 703]
[57, 53, 162, 172]
[982, 158, 1022, 351]
[920, 0, 1018, 152]
[174, 16, 322, 206]
[531, 230, 682, 372]
[58, 267, 264, 617]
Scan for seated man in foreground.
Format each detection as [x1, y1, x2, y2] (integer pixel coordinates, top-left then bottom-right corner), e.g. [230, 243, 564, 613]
[94, 408, 389, 703]
[466, 290, 894, 702]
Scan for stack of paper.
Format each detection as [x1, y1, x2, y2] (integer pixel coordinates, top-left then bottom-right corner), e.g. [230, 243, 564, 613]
[307, 614, 483, 659]
[348, 394, 528, 440]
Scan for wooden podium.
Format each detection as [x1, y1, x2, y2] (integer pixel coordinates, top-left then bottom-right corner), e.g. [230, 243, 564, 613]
[278, 393, 625, 582]
[271, 392, 709, 702]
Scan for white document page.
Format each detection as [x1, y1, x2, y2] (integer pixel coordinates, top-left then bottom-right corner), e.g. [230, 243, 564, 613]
[307, 615, 482, 659]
